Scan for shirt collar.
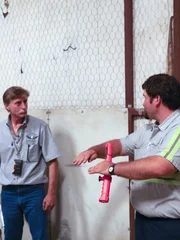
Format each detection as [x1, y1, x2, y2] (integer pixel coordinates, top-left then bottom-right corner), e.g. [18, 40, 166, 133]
[154, 109, 180, 132]
[6, 115, 28, 128]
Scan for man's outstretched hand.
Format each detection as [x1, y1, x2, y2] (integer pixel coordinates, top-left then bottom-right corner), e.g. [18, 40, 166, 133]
[73, 149, 97, 165]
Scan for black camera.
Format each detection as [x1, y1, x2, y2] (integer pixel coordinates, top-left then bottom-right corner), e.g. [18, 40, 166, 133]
[12, 159, 23, 176]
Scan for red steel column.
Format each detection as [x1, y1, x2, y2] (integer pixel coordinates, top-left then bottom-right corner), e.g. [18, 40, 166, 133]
[124, 0, 134, 109]
[173, 0, 180, 81]
[124, 1, 134, 240]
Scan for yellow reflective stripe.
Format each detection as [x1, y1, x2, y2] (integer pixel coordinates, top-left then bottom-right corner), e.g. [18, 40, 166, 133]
[160, 126, 180, 161]
[166, 139, 180, 160]
[159, 172, 180, 180]
[141, 178, 180, 185]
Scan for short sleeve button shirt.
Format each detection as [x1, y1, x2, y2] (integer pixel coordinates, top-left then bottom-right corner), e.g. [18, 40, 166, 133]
[120, 109, 180, 218]
[0, 115, 60, 185]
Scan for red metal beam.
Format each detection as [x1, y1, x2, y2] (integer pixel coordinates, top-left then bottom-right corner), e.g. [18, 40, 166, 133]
[124, 0, 134, 108]
[173, 0, 180, 81]
[124, 1, 134, 239]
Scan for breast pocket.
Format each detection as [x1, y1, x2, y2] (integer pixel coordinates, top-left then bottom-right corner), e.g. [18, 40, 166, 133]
[148, 137, 163, 149]
[27, 144, 41, 162]
[147, 137, 164, 156]
[26, 133, 41, 162]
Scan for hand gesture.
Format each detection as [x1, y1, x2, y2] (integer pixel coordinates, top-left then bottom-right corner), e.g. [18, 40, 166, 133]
[73, 149, 97, 165]
[88, 160, 112, 175]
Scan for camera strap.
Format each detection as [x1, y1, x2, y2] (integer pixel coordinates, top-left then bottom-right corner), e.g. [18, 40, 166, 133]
[10, 128, 25, 157]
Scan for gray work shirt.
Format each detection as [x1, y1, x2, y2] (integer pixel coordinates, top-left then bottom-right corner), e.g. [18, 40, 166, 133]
[120, 109, 180, 218]
[0, 115, 60, 185]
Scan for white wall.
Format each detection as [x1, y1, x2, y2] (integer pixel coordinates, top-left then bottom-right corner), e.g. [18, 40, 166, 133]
[0, 108, 129, 240]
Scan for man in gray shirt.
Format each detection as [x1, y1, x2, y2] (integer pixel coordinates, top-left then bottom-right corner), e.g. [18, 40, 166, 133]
[74, 74, 180, 240]
[0, 86, 60, 240]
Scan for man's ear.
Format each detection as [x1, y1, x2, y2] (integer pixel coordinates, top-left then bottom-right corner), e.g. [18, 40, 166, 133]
[154, 95, 161, 107]
[4, 104, 10, 112]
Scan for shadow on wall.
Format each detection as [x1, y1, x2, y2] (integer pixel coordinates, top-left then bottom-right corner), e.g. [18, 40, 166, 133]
[50, 130, 129, 240]
[49, 131, 88, 240]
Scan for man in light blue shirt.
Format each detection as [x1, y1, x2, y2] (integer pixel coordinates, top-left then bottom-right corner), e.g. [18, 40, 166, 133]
[74, 74, 180, 240]
[0, 86, 60, 240]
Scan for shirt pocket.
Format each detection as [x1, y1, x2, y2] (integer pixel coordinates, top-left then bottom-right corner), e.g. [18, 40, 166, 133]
[147, 137, 164, 155]
[26, 144, 41, 162]
[25, 133, 41, 162]
[148, 137, 163, 149]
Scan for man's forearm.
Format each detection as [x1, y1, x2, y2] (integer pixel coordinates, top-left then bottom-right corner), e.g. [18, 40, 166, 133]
[114, 156, 177, 180]
[47, 159, 58, 195]
[88, 139, 124, 159]
[73, 139, 126, 166]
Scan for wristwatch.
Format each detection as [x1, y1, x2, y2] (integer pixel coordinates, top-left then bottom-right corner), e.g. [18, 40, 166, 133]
[108, 164, 116, 175]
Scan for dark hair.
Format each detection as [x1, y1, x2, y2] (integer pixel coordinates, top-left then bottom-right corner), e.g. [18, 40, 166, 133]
[142, 74, 180, 110]
[3, 86, 30, 105]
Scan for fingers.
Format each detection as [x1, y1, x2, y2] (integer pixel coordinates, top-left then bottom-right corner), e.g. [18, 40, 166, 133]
[73, 153, 86, 165]
[88, 163, 103, 174]
[88, 152, 97, 162]
[88, 166, 97, 174]
[46, 205, 54, 211]
[73, 150, 97, 165]
[88, 161, 112, 175]
[43, 200, 47, 211]
[43, 200, 55, 211]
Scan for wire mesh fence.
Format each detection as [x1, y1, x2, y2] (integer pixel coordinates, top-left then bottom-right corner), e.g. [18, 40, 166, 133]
[133, 0, 173, 108]
[0, 0, 173, 110]
[0, 0, 125, 109]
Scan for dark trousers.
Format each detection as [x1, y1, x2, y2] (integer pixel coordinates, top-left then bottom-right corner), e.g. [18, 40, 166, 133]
[135, 212, 180, 240]
[1, 184, 48, 240]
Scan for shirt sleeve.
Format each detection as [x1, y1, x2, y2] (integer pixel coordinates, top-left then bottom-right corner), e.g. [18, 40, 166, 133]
[40, 123, 60, 162]
[156, 126, 180, 170]
[120, 124, 151, 155]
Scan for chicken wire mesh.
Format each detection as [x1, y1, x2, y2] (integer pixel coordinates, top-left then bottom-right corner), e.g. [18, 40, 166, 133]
[0, 0, 125, 110]
[133, 0, 173, 108]
[0, 0, 174, 110]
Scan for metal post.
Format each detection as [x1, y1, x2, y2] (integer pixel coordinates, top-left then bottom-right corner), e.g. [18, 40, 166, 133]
[173, 0, 180, 81]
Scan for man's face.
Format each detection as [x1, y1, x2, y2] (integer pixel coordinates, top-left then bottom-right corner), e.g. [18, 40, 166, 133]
[5, 96, 28, 119]
[143, 90, 154, 120]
